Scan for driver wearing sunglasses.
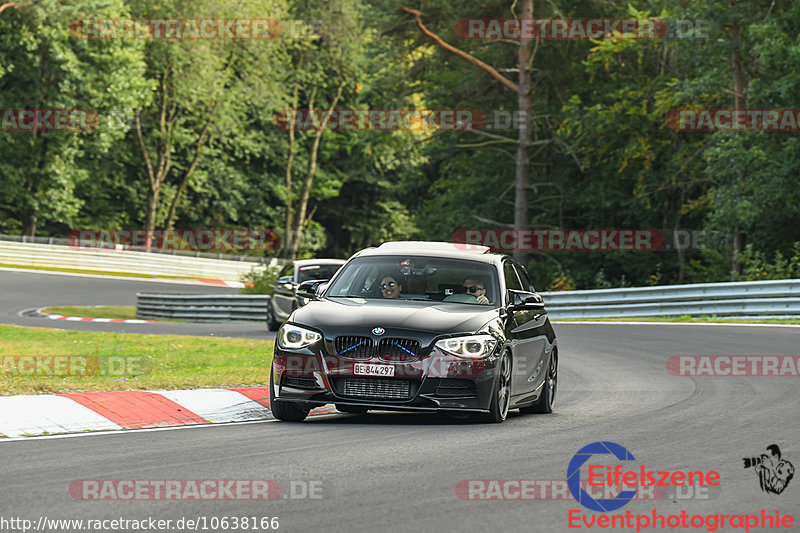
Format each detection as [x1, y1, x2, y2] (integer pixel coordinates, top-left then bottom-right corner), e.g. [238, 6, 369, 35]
[380, 275, 403, 299]
[462, 278, 489, 304]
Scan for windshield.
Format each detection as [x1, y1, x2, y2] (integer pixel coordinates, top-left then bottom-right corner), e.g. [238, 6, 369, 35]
[325, 256, 499, 305]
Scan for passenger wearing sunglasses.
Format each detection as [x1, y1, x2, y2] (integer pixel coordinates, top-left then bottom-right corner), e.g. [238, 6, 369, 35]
[462, 278, 489, 304]
[380, 275, 403, 299]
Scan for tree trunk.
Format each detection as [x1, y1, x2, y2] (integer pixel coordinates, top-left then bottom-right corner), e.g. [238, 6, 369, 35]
[287, 81, 344, 260]
[278, 84, 300, 259]
[164, 121, 211, 229]
[729, 13, 746, 277]
[731, 229, 745, 279]
[145, 187, 159, 249]
[514, 0, 533, 265]
[21, 210, 37, 237]
[674, 191, 685, 283]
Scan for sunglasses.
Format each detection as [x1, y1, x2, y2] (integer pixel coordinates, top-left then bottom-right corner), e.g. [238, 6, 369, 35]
[381, 281, 397, 289]
[463, 285, 484, 293]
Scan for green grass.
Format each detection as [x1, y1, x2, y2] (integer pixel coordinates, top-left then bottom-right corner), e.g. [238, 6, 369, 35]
[557, 315, 800, 324]
[0, 324, 273, 395]
[0, 262, 198, 280]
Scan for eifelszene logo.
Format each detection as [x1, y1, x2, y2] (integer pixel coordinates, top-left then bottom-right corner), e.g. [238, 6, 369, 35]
[744, 444, 794, 495]
[567, 441, 721, 512]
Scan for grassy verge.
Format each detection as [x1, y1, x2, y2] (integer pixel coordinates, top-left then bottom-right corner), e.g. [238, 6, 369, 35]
[0, 262, 198, 280]
[556, 315, 800, 325]
[0, 324, 272, 395]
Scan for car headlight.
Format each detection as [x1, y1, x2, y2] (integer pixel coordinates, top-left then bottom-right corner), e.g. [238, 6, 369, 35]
[435, 334, 497, 359]
[278, 324, 322, 350]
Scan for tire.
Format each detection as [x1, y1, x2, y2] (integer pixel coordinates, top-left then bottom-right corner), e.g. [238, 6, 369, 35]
[266, 302, 280, 331]
[521, 350, 557, 414]
[269, 368, 310, 422]
[482, 351, 512, 423]
[336, 404, 369, 414]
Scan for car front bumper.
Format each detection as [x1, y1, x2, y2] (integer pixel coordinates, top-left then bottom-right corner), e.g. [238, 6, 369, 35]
[272, 349, 501, 412]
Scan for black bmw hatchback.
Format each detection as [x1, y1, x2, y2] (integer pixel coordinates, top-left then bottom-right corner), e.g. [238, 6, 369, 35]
[269, 241, 558, 423]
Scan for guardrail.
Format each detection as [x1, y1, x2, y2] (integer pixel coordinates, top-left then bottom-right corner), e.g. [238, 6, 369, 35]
[541, 279, 800, 318]
[0, 239, 269, 280]
[137, 293, 270, 321]
[136, 279, 800, 322]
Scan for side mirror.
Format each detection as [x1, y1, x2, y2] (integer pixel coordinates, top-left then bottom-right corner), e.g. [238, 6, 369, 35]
[277, 275, 294, 286]
[508, 289, 545, 310]
[295, 279, 327, 301]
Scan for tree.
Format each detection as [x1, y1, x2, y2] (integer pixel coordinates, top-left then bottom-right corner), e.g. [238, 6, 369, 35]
[400, 2, 536, 263]
[0, 0, 149, 236]
[277, 0, 365, 260]
[128, 0, 290, 250]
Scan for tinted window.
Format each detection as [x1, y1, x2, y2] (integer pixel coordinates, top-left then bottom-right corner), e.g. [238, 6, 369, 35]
[503, 261, 523, 291]
[297, 264, 342, 283]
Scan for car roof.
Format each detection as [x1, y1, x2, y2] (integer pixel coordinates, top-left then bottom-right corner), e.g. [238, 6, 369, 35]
[353, 241, 501, 264]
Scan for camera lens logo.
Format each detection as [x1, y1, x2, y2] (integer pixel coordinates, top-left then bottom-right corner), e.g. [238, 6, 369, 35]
[567, 441, 637, 512]
[743, 444, 795, 495]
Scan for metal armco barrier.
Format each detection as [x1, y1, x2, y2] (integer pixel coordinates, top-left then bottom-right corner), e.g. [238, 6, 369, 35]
[136, 279, 800, 322]
[137, 293, 270, 321]
[0, 239, 266, 280]
[541, 279, 800, 318]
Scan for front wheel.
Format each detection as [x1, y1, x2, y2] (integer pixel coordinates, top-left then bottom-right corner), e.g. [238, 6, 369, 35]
[482, 351, 512, 423]
[269, 368, 310, 422]
[521, 350, 557, 414]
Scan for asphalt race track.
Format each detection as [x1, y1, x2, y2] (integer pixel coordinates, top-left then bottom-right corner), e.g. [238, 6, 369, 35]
[1, 270, 799, 531]
[0, 269, 274, 339]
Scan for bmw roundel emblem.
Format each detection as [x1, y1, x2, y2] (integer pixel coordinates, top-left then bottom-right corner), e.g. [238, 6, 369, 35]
[372, 327, 385, 336]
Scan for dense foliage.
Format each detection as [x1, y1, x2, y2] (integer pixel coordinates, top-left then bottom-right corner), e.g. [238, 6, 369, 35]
[1, 0, 798, 289]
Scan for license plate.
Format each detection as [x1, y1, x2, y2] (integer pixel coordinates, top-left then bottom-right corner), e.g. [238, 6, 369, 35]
[353, 363, 395, 377]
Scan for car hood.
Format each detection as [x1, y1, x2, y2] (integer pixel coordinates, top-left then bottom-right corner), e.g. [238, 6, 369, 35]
[289, 297, 499, 337]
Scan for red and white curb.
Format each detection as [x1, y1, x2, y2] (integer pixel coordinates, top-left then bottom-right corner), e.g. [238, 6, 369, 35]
[0, 388, 332, 438]
[45, 314, 156, 324]
[30, 308, 156, 323]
